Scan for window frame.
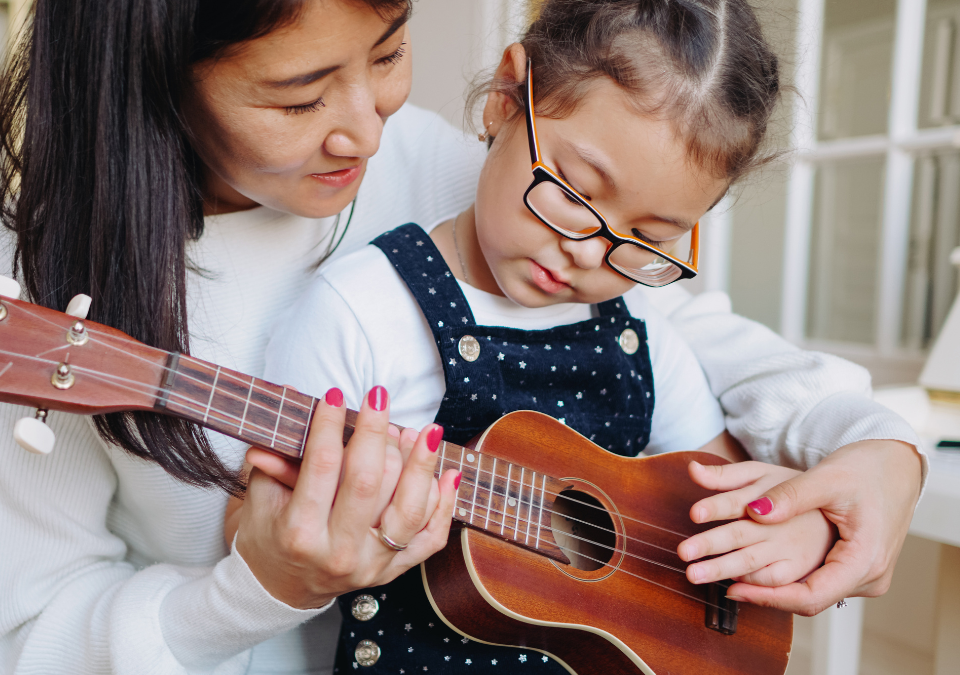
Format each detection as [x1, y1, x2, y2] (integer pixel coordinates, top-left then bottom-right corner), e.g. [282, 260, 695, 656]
[781, 0, 958, 363]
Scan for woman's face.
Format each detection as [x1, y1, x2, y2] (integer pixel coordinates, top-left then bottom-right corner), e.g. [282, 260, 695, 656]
[186, 0, 412, 216]
[473, 61, 728, 308]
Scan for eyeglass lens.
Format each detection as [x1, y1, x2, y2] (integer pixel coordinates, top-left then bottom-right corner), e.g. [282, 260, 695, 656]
[525, 179, 692, 285]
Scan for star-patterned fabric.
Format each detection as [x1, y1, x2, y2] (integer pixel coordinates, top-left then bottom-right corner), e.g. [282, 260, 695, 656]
[334, 224, 655, 673]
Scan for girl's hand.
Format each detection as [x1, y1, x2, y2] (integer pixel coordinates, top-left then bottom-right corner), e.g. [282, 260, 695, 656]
[720, 440, 921, 616]
[232, 386, 459, 610]
[678, 461, 836, 589]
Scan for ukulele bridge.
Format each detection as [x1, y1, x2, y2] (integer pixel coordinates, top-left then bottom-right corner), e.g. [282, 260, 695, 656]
[705, 582, 739, 635]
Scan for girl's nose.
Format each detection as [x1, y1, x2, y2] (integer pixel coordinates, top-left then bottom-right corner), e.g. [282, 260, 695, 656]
[559, 236, 610, 270]
[323, 87, 384, 159]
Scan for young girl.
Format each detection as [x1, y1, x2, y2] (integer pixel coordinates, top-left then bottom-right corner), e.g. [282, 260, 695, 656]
[247, 1, 837, 672]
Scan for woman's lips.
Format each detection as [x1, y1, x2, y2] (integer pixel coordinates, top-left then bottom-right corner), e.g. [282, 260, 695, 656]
[529, 259, 569, 294]
[309, 164, 362, 189]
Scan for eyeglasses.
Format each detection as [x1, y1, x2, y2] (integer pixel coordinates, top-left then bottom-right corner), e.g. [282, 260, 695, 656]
[520, 61, 699, 287]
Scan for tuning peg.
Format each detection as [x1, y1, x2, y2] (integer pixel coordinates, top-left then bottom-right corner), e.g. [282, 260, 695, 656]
[14, 409, 55, 455]
[0, 275, 21, 299]
[65, 294, 92, 319]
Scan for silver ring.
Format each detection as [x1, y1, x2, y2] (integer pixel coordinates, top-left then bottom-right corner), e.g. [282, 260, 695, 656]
[836, 599, 848, 609]
[377, 525, 408, 552]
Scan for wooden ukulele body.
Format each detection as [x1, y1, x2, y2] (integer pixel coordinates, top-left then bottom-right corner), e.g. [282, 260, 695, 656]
[422, 411, 793, 675]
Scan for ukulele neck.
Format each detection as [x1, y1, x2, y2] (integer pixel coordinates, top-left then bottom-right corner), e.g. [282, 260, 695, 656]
[154, 352, 570, 562]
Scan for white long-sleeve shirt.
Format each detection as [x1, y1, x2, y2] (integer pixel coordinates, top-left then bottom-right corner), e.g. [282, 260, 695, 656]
[0, 105, 923, 675]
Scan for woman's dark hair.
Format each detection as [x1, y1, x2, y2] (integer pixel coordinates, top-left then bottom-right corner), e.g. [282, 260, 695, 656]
[469, 0, 781, 182]
[0, 0, 410, 495]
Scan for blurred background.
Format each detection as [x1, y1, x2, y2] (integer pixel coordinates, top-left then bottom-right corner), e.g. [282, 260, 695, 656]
[1, 1, 958, 674]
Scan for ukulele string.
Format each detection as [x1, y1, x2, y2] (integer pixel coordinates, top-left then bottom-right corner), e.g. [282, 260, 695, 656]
[435, 444, 694, 540]
[2, 344, 734, 590]
[450, 491, 734, 611]
[0, 347, 306, 455]
[7, 303, 721, 552]
[443, 465, 683, 559]
[449, 474, 733, 587]
[7, 303, 316, 427]
[452, 490, 691, 576]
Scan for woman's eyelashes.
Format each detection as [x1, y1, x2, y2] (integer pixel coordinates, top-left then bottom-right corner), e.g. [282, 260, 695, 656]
[282, 43, 407, 115]
[285, 96, 326, 115]
[378, 42, 407, 66]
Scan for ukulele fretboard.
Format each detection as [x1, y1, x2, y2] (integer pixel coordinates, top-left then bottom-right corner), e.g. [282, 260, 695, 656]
[155, 353, 569, 562]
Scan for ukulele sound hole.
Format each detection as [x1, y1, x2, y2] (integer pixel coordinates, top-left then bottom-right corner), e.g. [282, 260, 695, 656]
[550, 490, 616, 571]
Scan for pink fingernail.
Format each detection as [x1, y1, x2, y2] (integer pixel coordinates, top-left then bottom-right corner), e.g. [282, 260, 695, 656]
[427, 425, 443, 453]
[748, 497, 773, 516]
[325, 387, 343, 407]
[368, 386, 388, 412]
[454, 472, 462, 490]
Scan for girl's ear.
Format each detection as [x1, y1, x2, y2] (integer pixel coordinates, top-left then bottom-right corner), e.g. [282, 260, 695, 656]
[482, 43, 528, 138]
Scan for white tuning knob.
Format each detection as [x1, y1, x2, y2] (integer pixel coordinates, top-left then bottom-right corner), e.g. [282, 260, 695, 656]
[14, 411, 56, 455]
[0, 275, 21, 299]
[65, 294, 92, 319]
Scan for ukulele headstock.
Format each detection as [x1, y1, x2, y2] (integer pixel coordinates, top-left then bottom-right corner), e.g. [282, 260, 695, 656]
[0, 295, 167, 416]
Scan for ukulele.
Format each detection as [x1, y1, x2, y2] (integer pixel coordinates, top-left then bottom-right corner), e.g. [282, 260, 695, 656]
[0, 290, 792, 675]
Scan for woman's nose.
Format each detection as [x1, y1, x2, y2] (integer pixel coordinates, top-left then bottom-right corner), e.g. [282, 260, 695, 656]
[324, 86, 384, 159]
[559, 236, 610, 270]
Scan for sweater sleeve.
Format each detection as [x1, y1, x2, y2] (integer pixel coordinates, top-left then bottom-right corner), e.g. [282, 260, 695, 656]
[645, 286, 927, 482]
[0, 405, 323, 675]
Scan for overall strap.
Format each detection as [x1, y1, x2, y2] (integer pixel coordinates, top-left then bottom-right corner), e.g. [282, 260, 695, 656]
[372, 224, 477, 344]
[596, 297, 630, 317]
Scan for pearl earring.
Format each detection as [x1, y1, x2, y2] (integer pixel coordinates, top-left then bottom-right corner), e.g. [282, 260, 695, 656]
[478, 122, 493, 143]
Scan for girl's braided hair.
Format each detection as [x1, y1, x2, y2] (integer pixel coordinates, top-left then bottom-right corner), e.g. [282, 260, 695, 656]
[469, 0, 782, 182]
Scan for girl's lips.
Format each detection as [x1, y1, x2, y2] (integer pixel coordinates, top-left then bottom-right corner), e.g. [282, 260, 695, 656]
[529, 259, 569, 294]
[309, 164, 362, 189]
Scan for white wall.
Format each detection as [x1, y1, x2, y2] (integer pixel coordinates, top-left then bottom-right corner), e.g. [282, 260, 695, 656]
[407, 0, 527, 130]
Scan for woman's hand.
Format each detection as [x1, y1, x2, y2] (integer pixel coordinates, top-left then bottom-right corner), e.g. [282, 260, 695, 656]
[682, 440, 922, 616]
[678, 461, 836, 588]
[232, 386, 459, 610]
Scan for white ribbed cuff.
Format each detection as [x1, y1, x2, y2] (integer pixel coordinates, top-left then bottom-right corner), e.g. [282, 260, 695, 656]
[159, 541, 333, 669]
[789, 392, 928, 495]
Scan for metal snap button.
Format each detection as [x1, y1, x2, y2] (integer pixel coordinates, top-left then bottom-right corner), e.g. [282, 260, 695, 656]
[619, 328, 640, 355]
[351, 594, 379, 621]
[355, 639, 381, 667]
[458, 335, 481, 362]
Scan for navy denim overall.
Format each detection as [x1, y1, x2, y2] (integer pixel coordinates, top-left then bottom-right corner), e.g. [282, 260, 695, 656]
[334, 224, 656, 674]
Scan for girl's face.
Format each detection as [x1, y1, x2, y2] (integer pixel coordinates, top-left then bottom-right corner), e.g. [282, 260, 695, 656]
[186, 0, 412, 216]
[472, 53, 728, 308]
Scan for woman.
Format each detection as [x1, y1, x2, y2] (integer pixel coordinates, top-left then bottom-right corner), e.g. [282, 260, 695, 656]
[0, 1, 923, 674]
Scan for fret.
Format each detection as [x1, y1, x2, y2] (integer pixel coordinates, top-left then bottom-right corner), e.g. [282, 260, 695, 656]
[515, 467, 524, 540]
[536, 473, 546, 549]
[502, 464, 512, 535]
[525, 472, 536, 546]
[270, 387, 287, 449]
[203, 366, 221, 424]
[456, 446, 466, 520]
[238, 376, 255, 435]
[299, 396, 317, 456]
[485, 457, 497, 531]
[439, 440, 449, 476]
[469, 452, 480, 524]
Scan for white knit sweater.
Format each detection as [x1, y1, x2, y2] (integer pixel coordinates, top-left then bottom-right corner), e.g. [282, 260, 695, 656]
[0, 105, 923, 675]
